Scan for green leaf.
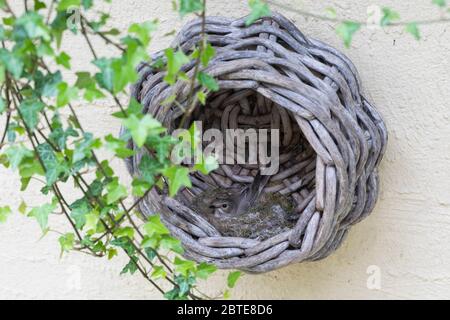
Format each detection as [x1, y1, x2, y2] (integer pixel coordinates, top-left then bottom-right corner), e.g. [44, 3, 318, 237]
[105, 134, 135, 158]
[174, 257, 196, 277]
[160, 235, 184, 254]
[18, 201, 27, 214]
[0, 49, 24, 79]
[380, 7, 400, 26]
[179, 0, 203, 16]
[5, 145, 33, 170]
[151, 266, 167, 279]
[128, 20, 157, 46]
[122, 114, 165, 148]
[84, 211, 99, 232]
[406, 23, 421, 40]
[194, 154, 219, 174]
[336, 21, 361, 48]
[106, 179, 128, 204]
[56, 52, 71, 69]
[196, 91, 207, 105]
[432, 0, 447, 7]
[37, 143, 65, 186]
[29, 203, 56, 231]
[197, 72, 219, 91]
[143, 215, 170, 237]
[69, 199, 91, 229]
[164, 48, 190, 84]
[131, 178, 151, 197]
[19, 99, 45, 131]
[227, 271, 242, 288]
[138, 154, 162, 184]
[201, 42, 215, 67]
[114, 227, 135, 239]
[121, 256, 138, 275]
[0, 206, 12, 224]
[59, 233, 75, 253]
[162, 165, 192, 196]
[57, 0, 81, 11]
[14, 12, 51, 41]
[196, 262, 217, 279]
[75, 72, 105, 102]
[246, 0, 271, 26]
[57, 82, 78, 107]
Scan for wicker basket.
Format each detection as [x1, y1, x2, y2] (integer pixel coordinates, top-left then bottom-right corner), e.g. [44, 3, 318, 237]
[124, 13, 388, 273]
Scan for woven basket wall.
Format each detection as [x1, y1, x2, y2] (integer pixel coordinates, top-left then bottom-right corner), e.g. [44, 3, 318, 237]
[124, 13, 388, 273]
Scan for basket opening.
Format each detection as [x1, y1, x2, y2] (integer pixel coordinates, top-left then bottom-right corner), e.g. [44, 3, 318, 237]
[175, 88, 318, 212]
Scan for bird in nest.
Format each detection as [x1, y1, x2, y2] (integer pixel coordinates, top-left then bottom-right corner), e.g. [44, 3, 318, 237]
[192, 171, 297, 241]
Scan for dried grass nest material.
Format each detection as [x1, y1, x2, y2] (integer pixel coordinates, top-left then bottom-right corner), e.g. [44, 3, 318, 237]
[123, 13, 388, 273]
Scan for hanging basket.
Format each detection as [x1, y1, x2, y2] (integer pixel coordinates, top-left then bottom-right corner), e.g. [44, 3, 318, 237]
[123, 13, 388, 273]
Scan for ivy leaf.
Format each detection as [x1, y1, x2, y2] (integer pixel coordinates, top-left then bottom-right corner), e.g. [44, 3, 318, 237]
[114, 227, 135, 239]
[14, 12, 51, 41]
[84, 211, 100, 232]
[5, 145, 33, 170]
[160, 235, 184, 254]
[380, 7, 400, 26]
[0, 49, 24, 79]
[38, 71, 62, 98]
[336, 21, 361, 48]
[29, 203, 56, 231]
[138, 154, 162, 184]
[37, 143, 64, 186]
[18, 201, 27, 214]
[0, 206, 12, 224]
[57, 0, 81, 11]
[105, 134, 135, 158]
[164, 48, 190, 84]
[131, 178, 152, 197]
[227, 271, 242, 288]
[122, 114, 165, 148]
[194, 154, 219, 174]
[128, 20, 158, 46]
[201, 42, 215, 67]
[143, 215, 170, 237]
[106, 179, 128, 204]
[406, 23, 421, 40]
[246, 0, 271, 26]
[179, 0, 203, 16]
[197, 72, 219, 91]
[19, 99, 45, 131]
[196, 262, 217, 279]
[197, 91, 207, 105]
[56, 52, 71, 69]
[59, 233, 75, 254]
[121, 256, 138, 275]
[162, 165, 192, 196]
[151, 266, 167, 279]
[69, 199, 91, 229]
[75, 72, 105, 102]
[174, 257, 196, 277]
[432, 0, 447, 7]
[57, 82, 78, 107]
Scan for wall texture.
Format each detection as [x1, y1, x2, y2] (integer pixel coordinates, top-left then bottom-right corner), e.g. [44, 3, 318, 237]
[0, 0, 449, 299]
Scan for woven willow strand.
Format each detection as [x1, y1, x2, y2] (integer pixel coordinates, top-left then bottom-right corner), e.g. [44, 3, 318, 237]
[123, 13, 388, 273]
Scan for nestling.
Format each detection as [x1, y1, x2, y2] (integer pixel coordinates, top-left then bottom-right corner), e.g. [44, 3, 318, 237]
[192, 172, 296, 241]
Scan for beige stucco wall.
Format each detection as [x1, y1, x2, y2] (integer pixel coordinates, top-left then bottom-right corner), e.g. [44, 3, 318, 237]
[1, 0, 449, 299]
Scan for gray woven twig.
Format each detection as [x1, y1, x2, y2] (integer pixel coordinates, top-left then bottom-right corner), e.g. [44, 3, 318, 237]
[123, 13, 388, 273]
